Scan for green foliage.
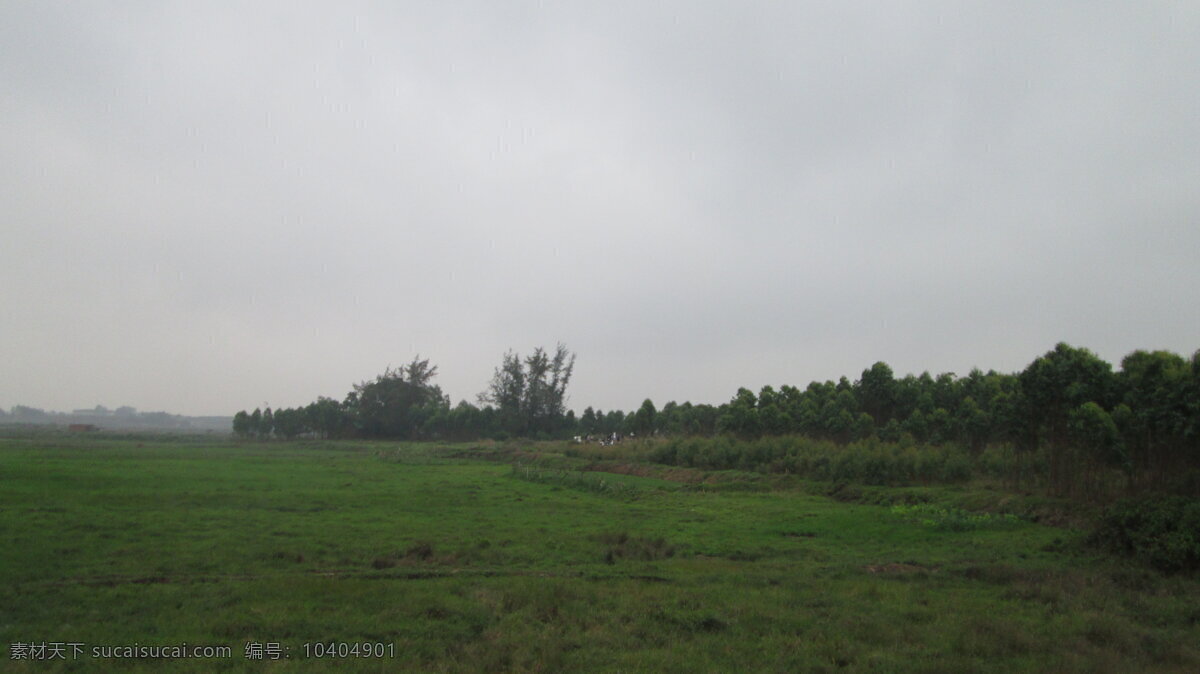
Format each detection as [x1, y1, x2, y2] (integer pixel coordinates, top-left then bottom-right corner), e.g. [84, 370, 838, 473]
[632, 399, 657, 436]
[958, 396, 991, 453]
[1117, 349, 1198, 492]
[579, 406, 598, 435]
[480, 343, 576, 436]
[350, 356, 448, 439]
[593, 532, 678, 563]
[890, 504, 1023, 532]
[1020, 343, 1117, 496]
[232, 410, 251, 438]
[1069, 401, 1125, 468]
[270, 407, 305, 439]
[649, 435, 976, 485]
[233, 357, 458, 441]
[1088, 496, 1200, 573]
[716, 387, 762, 438]
[857, 361, 897, 424]
[229, 342, 1200, 499]
[305, 396, 348, 439]
[510, 462, 644, 498]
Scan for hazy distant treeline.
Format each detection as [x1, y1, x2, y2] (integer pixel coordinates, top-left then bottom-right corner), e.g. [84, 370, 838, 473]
[235, 342, 1200, 497]
[2, 404, 230, 432]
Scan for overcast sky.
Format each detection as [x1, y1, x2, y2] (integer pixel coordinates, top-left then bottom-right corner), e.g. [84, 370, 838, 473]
[3, 2, 1198, 416]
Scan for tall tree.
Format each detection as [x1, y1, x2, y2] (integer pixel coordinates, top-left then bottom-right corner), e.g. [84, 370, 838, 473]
[232, 410, 251, 438]
[632, 399, 657, 436]
[957, 396, 991, 454]
[272, 407, 306, 439]
[305, 396, 347, 439]
[1019, 343, 1116, 495]
[261, 407, 274, 439]
[857, 361, 897, 424]
[479, 343, 575, 436]
[1118, 349, 1191, 489]
[350, 355, 448, 439]
[580, 406, 598, 435]
[479, 350, 526, 432]
[718, 387, 761, 438]
[1069, 401, 1124, 497]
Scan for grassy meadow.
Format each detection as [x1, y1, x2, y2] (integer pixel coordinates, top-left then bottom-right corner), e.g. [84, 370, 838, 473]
[2, 431, 1198, 672]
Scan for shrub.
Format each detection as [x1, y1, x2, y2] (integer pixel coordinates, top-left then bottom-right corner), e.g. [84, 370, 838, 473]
[593, 532, 677, 563]
[890, 504, 1022, 532]
[510, 463, 642, 498]
[1087, 496, 1200, 573]
[645, 435, 979, 486]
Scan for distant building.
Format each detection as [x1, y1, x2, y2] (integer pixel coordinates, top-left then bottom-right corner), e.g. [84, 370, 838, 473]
[68, 424, 98, 432]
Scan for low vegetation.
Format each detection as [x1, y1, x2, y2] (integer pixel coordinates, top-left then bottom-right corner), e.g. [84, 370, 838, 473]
[1088, 496, 1200, 574]
[889, 503, 1024, 532]
[2, 431, 1199, 672]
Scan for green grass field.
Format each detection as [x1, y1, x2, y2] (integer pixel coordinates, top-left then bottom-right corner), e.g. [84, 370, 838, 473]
[2, 432, 1198, 672]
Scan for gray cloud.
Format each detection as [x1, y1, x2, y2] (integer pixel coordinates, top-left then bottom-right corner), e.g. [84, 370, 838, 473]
[3, 2, 1198, 415]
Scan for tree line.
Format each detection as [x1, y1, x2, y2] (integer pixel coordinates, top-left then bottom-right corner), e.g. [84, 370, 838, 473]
[234, 342, 1200, 497]
[234, 344, 578, 443]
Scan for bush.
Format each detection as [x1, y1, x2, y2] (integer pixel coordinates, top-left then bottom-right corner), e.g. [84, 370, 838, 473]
[593, 532, 677, 563]
[645, 435, 979, 486]
[1087, 496, 1200, 573]
[890, 503, 1022, 531]
[509, 463, 642, 499]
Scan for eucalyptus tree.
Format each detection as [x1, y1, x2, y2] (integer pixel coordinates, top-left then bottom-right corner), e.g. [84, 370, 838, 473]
[232, 410, 251, 438]
[632, 399, 657, 436]
[718, 387, 762, 438]
[479, 343, 576, 436]
[856, 361, 897, 425]
[1069, 401, 1124, 497]
[1019, 343, 1116, 495]
[1117, 349, 1192, 490]
[579, 406, 598, 435]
